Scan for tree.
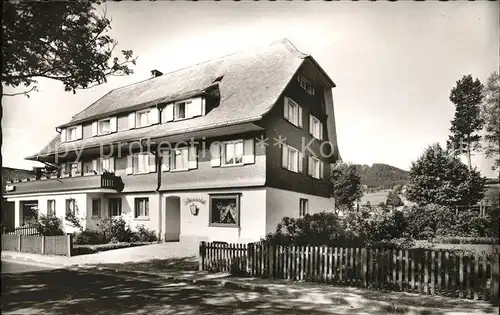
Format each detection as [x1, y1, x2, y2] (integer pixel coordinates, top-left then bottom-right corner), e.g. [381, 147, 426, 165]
[386, 190, 404, 208]
[2, 1, 136, 97]
[482, 71, 500, 170]
[405, 144, 486, 207]
[329, 162, 363, 210]
[447, 75, 484, 170]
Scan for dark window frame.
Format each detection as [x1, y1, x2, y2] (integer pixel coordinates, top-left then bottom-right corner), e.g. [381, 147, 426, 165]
[134, 197, 149, 218]
[108, 198, 122, 217]
[209, 193, 241, 228]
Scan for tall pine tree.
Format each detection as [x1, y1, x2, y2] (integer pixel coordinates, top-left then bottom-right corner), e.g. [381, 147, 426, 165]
[447, 75, 484, 170]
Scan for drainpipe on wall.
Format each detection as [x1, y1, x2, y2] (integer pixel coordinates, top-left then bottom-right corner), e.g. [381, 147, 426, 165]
[155, 103, 163, 241]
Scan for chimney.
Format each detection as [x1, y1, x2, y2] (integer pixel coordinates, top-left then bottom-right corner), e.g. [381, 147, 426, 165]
[151, 69, 163, 78]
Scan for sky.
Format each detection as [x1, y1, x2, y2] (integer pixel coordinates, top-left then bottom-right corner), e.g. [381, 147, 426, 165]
[2, 1, 499, 177]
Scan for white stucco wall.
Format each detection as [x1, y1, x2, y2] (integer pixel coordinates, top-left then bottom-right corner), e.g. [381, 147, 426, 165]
[162, 187, 267, 244]
[8, 192, 89, 234]
[265, 187, 334, 234]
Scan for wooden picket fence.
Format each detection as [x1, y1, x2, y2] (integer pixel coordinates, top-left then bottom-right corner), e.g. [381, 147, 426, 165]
[199, 242, 500, 303]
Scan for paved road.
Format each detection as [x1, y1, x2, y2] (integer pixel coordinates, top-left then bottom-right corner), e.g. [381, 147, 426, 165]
[2, 261, 56, 274]
[1, 263, 363, 315]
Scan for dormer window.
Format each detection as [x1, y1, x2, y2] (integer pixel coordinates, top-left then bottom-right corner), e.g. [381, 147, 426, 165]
[174, 101, 189, 120]
[297, 74, 315, 95]
[136, 109, 151, 128]
[162, 97, 204, 123]
[67, 127, 78, 141]
[98, 119, 111, 135]
[92, 117, 117, 136]
[64, 125, 82, 141]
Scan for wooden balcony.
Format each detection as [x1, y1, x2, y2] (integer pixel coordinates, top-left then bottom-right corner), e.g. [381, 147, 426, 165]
[4, 173, 124, 195]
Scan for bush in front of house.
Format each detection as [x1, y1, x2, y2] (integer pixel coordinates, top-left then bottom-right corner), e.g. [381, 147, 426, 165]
[130, 225, 158, 242]
[96, 217, 133, 243]
[30, 214, 64, 236]
[73, 230, 107, 245]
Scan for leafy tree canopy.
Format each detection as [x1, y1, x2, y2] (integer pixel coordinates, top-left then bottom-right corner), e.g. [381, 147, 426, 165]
[482, 71, 500, 169]
[447, 75, 484, 169]
[330, 162, 363, 210]
[406, 143, 486, 207]
[2, 1, 136, 97]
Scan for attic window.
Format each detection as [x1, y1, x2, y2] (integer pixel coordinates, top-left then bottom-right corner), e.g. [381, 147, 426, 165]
[174, 101, 190, 120]
[297, 74, 315, 95]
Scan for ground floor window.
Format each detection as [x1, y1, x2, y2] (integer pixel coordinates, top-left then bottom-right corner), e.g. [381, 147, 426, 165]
[92, 198, 101, 218]
[108, 198, 122, 217]
[66, 199, 76, 216]
[47, 200, 56, 216]
[20, 200, 38, 225]
[209, 194, 240, 227]
[299, 198, 309, 217]
[134, 197, 149, 218]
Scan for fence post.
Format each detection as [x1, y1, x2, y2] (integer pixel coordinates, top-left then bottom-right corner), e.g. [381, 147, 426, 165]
[18, 235, 22, 252]
[269, 245, 274, 277]
[199, 241, 206, 271]
[246, 243, 253, 276]
[66, 234, 72, 257]
[361, 248, 367, 287]
[41, 236, 45, 255]
[491, 250, 499, 306]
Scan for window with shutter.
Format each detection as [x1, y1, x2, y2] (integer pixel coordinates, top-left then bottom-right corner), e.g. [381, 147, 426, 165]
[282, 145, 299, 173]
[309, 115, 323, 140]
[136, 109, 151, 128]
[284, 97, 302, 127]
[221, 140, 243, 166]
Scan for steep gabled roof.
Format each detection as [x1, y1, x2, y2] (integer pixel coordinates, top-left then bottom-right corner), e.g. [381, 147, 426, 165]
[28, 39, 336, 159]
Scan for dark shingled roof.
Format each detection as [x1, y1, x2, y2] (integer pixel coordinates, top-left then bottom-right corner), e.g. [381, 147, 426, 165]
[27, 39, 335, 159]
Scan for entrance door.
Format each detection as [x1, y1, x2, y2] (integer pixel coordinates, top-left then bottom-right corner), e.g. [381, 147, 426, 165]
[164, 196, 180, 242]
[1, 200, 15, 232]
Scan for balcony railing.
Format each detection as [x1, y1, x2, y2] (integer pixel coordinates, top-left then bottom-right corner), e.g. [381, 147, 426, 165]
[4, 173, 124, 195]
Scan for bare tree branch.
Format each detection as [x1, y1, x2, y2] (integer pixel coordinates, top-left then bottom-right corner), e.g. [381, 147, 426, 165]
[3, 85, 37, 97]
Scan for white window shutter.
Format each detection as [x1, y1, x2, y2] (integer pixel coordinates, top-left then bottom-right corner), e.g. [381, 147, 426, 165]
[76, 125, 83, 139]
[210, 142, 221, 167]
[189, 98, 203, 118]
[320, 122, 324, 141]
[243, 139, 255, 164]
[92, 122, 98, 136]
[128, 112, 136, 129]
[319, 160, 324, 179]
[163, 104, 174, 122]
[148, 153, 156, 173]
[282, 145, 288, 169]
[283, 98, 289, 120]
[60, 129, 67, 142]
[298, 106, 303, 128]
[188, 146, 198, 169]
[126, 155, 133, 174]
[298, 151, 303, 173]
[110, 117, 117, 132]
[161, 151, 170, 172]
[309, 115, 314, 135]
[201, 98, 206, 116]
[149, 108, 160, 124]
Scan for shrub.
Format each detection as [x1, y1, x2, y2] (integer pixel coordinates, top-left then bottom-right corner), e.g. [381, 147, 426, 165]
[130, 225, 158, 242]
[65, 211, 84, 231]
[96, 217, 133, 243]
[431, 236, 499, 245]
[73, 230, 107, 245]
[30, 214, 64, 236]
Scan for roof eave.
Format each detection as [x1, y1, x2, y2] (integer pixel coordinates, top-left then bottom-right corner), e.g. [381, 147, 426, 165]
[305, 56, 336, 88]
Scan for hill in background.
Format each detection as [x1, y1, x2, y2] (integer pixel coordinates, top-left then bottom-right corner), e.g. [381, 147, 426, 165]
[355, 163, 409, 191]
